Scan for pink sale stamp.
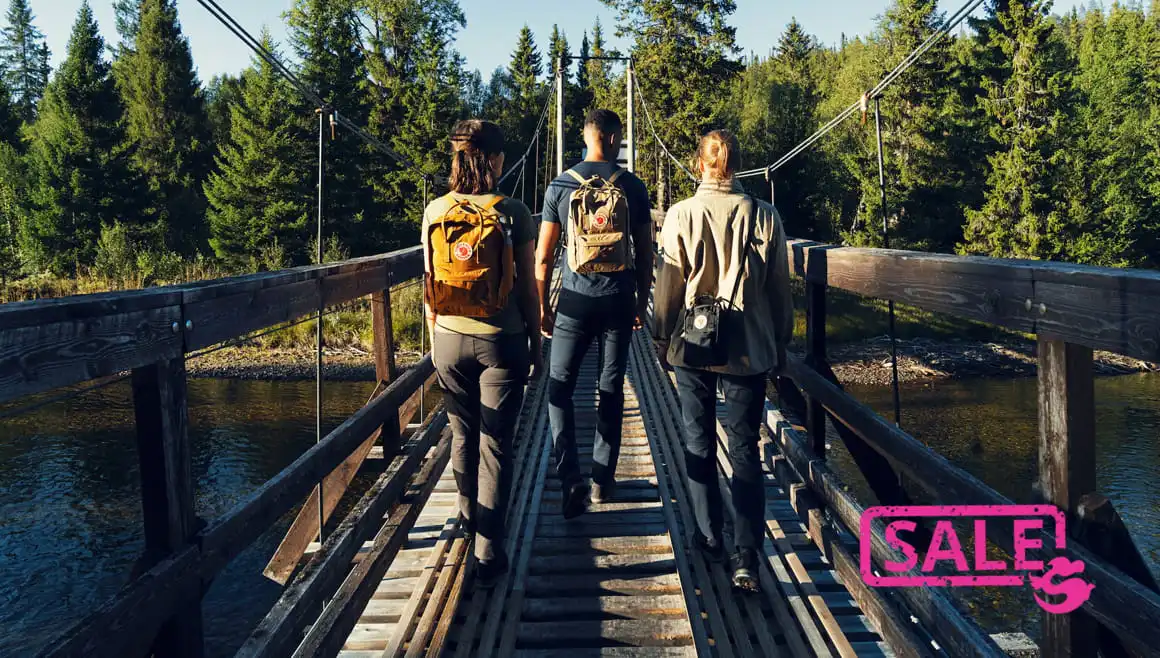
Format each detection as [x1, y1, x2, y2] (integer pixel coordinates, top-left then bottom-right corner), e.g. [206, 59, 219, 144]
[860, 505, 1095, 615]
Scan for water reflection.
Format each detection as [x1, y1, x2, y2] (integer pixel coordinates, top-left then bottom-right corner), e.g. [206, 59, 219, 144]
[835, 373, 1160, 641]
[0, 378, 375, 657]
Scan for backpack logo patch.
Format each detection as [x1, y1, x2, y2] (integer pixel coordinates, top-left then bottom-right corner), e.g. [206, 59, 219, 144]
[454, 242, 474, 261]
[693, 313, 710, 331]
[593, 212, 610, 229]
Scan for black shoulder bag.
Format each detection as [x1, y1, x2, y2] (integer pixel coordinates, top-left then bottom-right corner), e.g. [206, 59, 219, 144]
[679, 198, 757, 369]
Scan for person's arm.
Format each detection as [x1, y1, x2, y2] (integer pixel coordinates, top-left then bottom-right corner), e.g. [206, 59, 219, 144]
[420, 211, 436, 354]
[536, 220, 562, 337]
[652, 206, 686, 367]
[631, 180, 655, 329]
[513, 238, 543, 375]
[536, 185, 563, 338]
[767, 209, 793, 374]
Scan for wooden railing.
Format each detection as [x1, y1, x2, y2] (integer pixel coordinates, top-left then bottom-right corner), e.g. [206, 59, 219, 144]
[768, 239, 1160, 658]
[1, 245, 438, 658]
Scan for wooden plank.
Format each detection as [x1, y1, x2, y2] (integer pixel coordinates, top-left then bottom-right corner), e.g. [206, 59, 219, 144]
[787, 240, 1037, 332]
[764, 404, 1008, 658]
[383, 517, 457, 658]
[236, 412, 448, 658]
[321, 264, 388, 309]
[403, 535, 468, 658]
[183, 278, 321, 351]
[0, 287, 181, 330]
[0, 305, 182, 404]
[262, 370, 437, 585]
[770, 453, 932, 658]
[516, 620, 694, 646]
[1038, 338, 1099, 658]
[198, 356, 435, 577]
[293, 428, 452, 658]
[36, 546, 202, 658]
[131, 357, 203, 657]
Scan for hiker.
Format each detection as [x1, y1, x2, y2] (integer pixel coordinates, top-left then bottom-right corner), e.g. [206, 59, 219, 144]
[424, 119, 541, 588]
[536, 109, 654, 519]
[652, 129, 793, 594]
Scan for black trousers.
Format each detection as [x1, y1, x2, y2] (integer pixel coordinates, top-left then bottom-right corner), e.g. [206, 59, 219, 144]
[673, 366, 766, 552]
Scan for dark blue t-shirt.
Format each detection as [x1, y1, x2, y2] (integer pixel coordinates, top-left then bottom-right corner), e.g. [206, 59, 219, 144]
[542, 161, 652, 298]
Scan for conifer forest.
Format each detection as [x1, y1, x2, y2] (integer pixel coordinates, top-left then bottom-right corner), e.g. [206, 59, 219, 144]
[1, 0, 1158, 296]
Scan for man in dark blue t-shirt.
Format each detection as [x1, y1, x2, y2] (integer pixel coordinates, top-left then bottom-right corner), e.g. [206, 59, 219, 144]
[535, 109, 654, 520]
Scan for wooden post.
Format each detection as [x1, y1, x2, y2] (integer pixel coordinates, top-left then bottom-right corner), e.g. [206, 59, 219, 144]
[132, 356, 204, 658]
[372, 289, 398, 383]
[1037, 337, 1098, 658]
[805, 279, 828, 459]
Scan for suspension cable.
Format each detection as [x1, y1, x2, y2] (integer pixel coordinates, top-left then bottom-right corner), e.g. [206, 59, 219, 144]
[735, 0, 986, 180]
[195, 0, 440, 184]
[498, 86, 555, 186]
[633, 74, 698, 182]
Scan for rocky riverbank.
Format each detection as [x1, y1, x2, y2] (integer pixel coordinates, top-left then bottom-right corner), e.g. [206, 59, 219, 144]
[185, 338, 1157, 386]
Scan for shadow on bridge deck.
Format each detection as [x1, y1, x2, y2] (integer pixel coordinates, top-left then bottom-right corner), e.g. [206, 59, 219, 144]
[330, 332, 898, 657]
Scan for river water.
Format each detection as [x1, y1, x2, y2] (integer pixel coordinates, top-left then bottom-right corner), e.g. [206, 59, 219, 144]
[839, 373, 1160, 641]
[2, 374, 1157, 654]
[0, 378, 379, 657]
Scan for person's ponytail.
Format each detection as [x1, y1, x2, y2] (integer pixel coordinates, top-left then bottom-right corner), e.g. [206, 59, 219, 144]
[696, 129, 741, 181]
[448, 120, 505, 195]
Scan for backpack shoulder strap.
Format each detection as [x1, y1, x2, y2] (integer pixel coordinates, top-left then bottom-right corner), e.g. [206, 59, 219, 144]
[480, 194, 505, 212]
[565, 169, 588, 185]
[608, 168, 627, 185]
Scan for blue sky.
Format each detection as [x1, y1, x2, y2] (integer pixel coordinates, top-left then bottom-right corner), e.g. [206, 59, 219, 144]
[32, 0, 1091, 82]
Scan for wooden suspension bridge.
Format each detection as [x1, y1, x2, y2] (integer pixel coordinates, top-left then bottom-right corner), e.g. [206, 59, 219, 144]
[4, 215, 1160, 658]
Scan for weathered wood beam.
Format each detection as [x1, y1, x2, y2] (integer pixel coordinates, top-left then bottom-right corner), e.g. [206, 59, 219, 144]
[197, 355, 435, 578]
[131, 356, 203, 658]
[1038, 338, 1098, 658]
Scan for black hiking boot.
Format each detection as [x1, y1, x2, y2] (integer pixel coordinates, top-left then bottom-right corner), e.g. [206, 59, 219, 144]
[730, 548, 761, 594]
[475, 552, 508, 590]
[693, 533, 726, 564]
[561, 480, 591, 520]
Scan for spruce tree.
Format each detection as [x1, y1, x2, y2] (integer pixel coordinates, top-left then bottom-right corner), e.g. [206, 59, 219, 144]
[959, 0, 1079, 261]
[288, 0, 373, 255]
[0, 0, 51, 125]
[602, 0, 740, 198]
[204, 32, 310, 269]
[0, 79, 17, 143]
[0, 141, 22, 280]
[505, 24, 544, 190]
[205, 73, 245, 147]
[118, 0, 211, 254]
[114, 0, 141, 48]
[585, 18, 614, 113]
[22, 1, 139, 275]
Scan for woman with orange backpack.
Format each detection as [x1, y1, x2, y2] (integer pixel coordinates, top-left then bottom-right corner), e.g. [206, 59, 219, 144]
[423, 120, 542, 588]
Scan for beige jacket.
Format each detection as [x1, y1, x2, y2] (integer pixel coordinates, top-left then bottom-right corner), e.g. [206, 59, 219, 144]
[653, 179, 793, 376]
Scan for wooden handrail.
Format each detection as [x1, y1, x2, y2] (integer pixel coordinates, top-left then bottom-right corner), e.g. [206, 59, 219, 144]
[787, 239, 1160, 362]
[782, 357, 1160, 655]
[0, 246, 423, 405]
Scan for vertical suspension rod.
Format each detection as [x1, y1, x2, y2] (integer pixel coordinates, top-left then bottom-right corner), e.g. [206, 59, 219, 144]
[315, 107, 328, 542]
[874, 97, 902, 428]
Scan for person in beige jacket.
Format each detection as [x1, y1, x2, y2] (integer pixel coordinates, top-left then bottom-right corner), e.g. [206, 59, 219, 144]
[652, 129, 793, 594]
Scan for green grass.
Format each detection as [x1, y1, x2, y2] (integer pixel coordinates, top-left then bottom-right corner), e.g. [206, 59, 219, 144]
[789, 279, 1012, 346]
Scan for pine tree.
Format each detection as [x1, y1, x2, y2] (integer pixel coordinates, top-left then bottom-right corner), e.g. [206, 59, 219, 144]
[21, 1, 139, 275]
[288, 0, 374, 255]
[585, 19, 615, 114]
[205, 73, 245, 147]
[114, 0, 141, 48]
[204, 32, 311, 269]
[602, 0, 740, 198]
[0, 142, 22, 280]
[505, 24, 544, 194]
[118, 0, 211, 254]
[359, 0, 468, 248]
[0, 0, 51, 125]
[0, 78, 17, 143]
[959, 0, 1081, 261]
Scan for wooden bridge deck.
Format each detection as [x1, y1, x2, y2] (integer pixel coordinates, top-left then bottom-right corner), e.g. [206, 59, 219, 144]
[328, 331, 896, 657]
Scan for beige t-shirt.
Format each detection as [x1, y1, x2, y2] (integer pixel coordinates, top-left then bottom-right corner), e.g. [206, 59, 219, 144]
[422, 192, 536, 335]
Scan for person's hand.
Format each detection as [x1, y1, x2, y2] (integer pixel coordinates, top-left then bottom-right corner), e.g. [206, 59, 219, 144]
[529, 343, 544, 380]
[633, 301, 649, 330]
[540, 306, 556, 338]
[656, 340, 672, 371]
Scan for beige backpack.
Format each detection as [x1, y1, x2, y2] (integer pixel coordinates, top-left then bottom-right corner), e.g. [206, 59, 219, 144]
[565, 169, 633, 274]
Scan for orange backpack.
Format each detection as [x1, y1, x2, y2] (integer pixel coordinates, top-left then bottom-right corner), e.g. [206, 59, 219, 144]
[426, 195, 515, 318]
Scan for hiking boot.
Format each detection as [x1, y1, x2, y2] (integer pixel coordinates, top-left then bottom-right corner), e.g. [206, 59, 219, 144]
[561, 480, 591, 520]
[730, 548, 761, 594]
[461, 517, 477, 540]
[693, 532, 726, 564]
[475, 552, 508, 590]
[590, 480, 616, 504]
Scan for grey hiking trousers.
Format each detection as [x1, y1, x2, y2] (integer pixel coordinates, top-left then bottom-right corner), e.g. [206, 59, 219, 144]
[433, 329, 528, 562]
